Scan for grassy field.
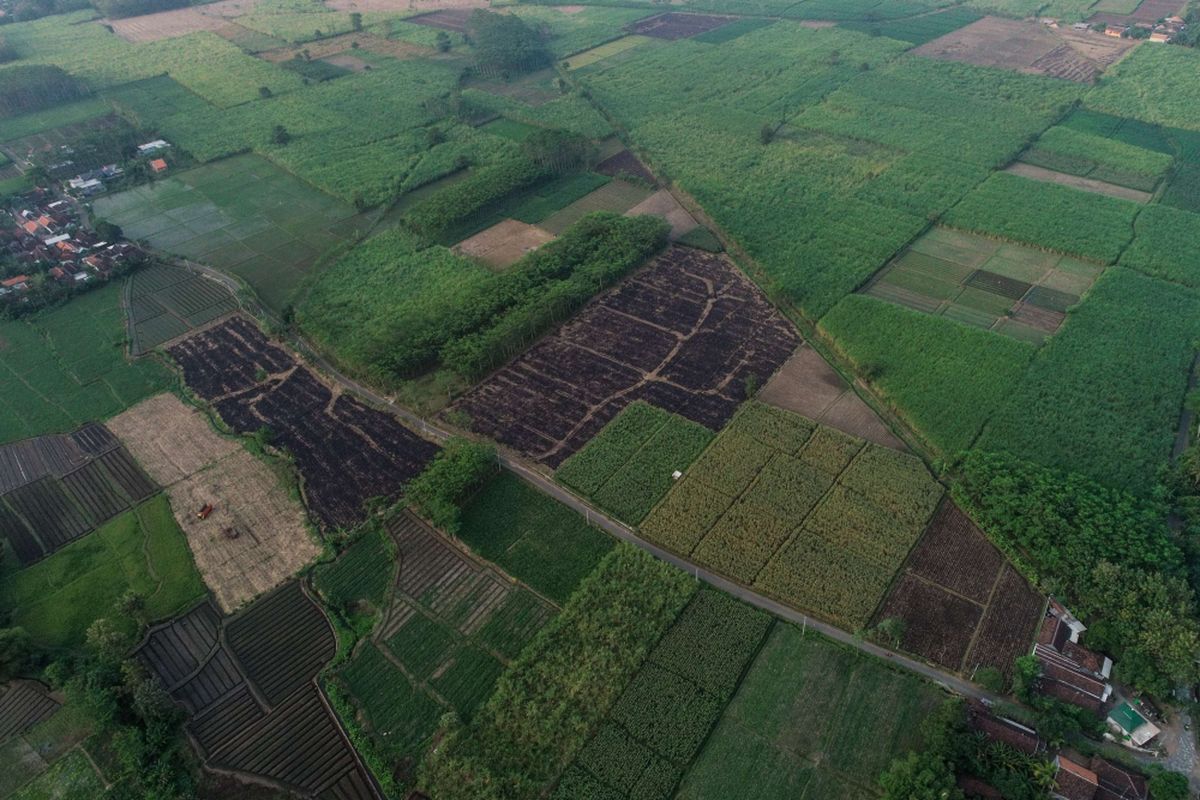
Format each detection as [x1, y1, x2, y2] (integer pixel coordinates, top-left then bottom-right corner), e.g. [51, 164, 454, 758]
[92, 154, 366, 312]
[821, 295, 1035, 457]
[9, 748, 105, 800]
[0, 281, 171, 444]
[641, 403, 943, 630]
[676, 624, 945, 799]
[556, 402, 713, 525]
[312, 527, 394, 620]
[458, 472, 614, 604]
[0, 704, 93, 798]
[0, 495, 206, 651]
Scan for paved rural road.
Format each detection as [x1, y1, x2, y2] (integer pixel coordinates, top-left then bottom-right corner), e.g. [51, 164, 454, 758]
[283, 331, 1001, 706]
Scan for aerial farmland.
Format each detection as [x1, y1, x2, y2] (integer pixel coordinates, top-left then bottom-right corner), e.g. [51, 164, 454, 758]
[1, 0, 1199, 798]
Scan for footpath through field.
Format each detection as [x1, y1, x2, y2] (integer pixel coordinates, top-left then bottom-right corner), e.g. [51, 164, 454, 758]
[286, 331, 1001, 706]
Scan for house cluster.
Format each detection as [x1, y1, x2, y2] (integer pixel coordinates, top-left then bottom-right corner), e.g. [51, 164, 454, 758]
[0, 189, 136, 299]
[1032, 601, 1162, 751]
[1097, 15, 1186, 42]
[62, 139, 171, 198]
[959, 702, 1150, 800]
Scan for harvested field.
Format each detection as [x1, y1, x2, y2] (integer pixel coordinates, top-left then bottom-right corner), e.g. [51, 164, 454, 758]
[449, 246, 798, 467]
[336, 512, 555, 768]
[872, 500, 1043, 677]
[139, 587, 378, 798]
[453, 219, 556, 270]
[111, 393, 316, 611]
[1004, 162, 1152, 203]
[594, 148, 656, 185]
[127, 263, 239, 355]
[0, 681, 59, 742]
[169, 316, 438, 530]
[626, 12, 732, 40]
[862, 226, 1103, 343]
[0, 426, 156, 566]
[758, 344, 904, 450]
[406, 8, 476, 32]
[625, 189, 698, 240]
[913, 16, 1135, 83]
[107, 6, 231, 42]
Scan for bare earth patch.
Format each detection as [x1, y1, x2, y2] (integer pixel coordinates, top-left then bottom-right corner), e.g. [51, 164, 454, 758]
[758, 344, 906, 450]
[454, 219, 555, 270]
[109, 392, 317, 613]
[105, 0, 260, 42]
[913, 16, 1135, 83]
[625, 189, 698, 241]
[322, 53, 370, 71]
[1004, 162, 1152, 203]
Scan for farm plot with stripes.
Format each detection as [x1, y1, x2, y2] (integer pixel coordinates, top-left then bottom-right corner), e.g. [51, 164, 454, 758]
[329, 511, 557, 776]
[0, 423, 157, 565]
[126, 262, 238, 355]
[138, 582, 379, 799]
[450, 246, 797, 467]
[168, 316, 438, 530]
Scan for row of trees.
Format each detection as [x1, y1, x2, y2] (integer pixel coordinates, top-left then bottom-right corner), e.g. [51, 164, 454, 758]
[0, 65, 87, 119]
[406, 437, 497, 534]
[467, 10, 550, 77]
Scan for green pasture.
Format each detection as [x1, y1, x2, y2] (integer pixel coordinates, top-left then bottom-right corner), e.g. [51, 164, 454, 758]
[0, 282, 170, 444]
[0, 495, 206, 652]
[92, 154, 368, 311]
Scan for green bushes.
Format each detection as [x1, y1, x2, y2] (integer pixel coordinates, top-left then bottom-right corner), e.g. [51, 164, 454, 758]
[406, 156, 549, 240]
[0, 64, 86, 118]
[977, 267, 1200, 495]
[954, 451, 1200, 693]
[418, 544, 697, 800]
[820, 295, 1034, 457]
[556, 402, 714, 524]
[941, 172, 1139, 263]
[406, 438, 498, 534]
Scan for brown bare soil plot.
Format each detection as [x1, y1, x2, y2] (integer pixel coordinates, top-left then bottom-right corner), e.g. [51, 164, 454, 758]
[913, 16, 1134, 83]
[758, 344, 905, 450]
[109, 393, 317, 613]
[873, 500, 1043, 678]
[625, 189, 698, 241]
[107, 7, 229, 42]
[626, 11, 733, 40]
[1004, 162, 1152, 203]
[454, 219, 555, 270]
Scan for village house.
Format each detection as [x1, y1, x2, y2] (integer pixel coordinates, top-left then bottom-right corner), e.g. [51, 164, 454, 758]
[1053, 756, 1099, 800]
[1106, 701, 1160, 749]
[1032, 600, 1113, 713]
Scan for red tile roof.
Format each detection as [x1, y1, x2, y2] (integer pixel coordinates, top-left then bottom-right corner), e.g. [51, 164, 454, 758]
[1089, 757, 1147, 800]
[1, 275, 29, 287]
[1063, 641, 1105, 675]
[150, 158, 168, 172]
[1056, 757, 1099, 800]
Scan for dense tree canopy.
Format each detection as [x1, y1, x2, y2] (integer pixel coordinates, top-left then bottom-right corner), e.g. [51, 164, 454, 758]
[468, 10, 549, 75]
[0, 64, 87, 118]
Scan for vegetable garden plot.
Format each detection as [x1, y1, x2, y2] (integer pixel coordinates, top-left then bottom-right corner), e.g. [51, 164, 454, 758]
[334, 511, 556, 776]
[0, 426, 157, 565]
[127, 263, 239, 355]
[138, 588, 378, 799]
[641, 402, 943, 631]
[0, 681, 59, 742]
[862, 226, 1103, 343]
[449, 246, 797, 467]
[168, 317, 437, 530]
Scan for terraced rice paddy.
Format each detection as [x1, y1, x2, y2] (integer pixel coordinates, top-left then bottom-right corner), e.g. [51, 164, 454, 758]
[862, 226, 1104, 343]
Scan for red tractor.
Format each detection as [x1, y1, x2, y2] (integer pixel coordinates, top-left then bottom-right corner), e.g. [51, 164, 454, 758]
[196, 503, 214, 520]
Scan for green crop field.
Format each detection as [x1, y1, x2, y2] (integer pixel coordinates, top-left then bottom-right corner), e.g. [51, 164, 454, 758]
[458, 472, 614, 604]
[337, 642, 444, 759]
[1087, 45, 1200, 132]
[676, 624, 945, 799]
[556, 401, 713, 524]
[312, 527, 394, 616]
[9, 748, 105, 800]
[641, 403, 943, 629]
[0, 495, 206, 651]
[0, 282, 171, 444]
[1020, 124, 1173, 193]
[979, 267, 1200, 495]
[93, 154, 367, 311]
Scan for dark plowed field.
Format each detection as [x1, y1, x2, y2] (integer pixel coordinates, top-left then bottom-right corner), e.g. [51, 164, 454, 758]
[406, 8, 474, 32]
[0, 425, 157, 565]
[0, 680, 60, 740]
[169, 317, 438, 530]
[139, 590, 378, 799]
[595, 149, 656, 185]
[904, 501, 1002, 605]
[227, 582, 336, 707]
[627, 12, 733, 40]
[450, 247, 797, 466]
